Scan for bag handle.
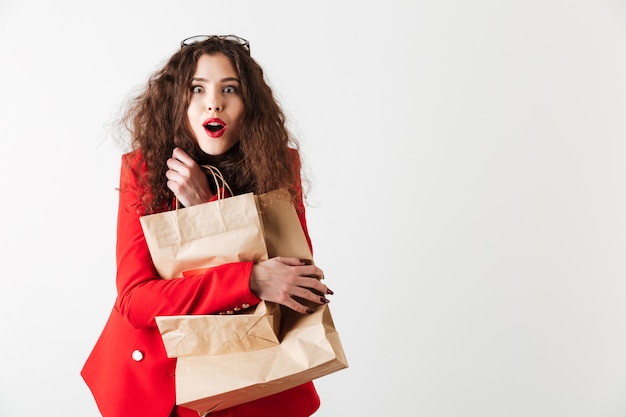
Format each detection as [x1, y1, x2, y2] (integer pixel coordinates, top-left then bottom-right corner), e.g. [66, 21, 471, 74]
[174, 165, 234, 209]
[201, 165, 234, 200]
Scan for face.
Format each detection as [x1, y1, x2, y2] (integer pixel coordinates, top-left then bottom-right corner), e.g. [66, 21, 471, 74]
[187, 53, 245, 155]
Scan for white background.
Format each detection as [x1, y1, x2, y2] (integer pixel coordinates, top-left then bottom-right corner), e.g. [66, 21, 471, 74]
[1, 0, 626, 416]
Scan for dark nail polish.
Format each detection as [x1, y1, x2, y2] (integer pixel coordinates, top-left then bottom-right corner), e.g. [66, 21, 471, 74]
[320, 297, 330, 303]
[326, 288, 334, 295]
[299, 259, 313, 265]
[306, 308, 314, 314]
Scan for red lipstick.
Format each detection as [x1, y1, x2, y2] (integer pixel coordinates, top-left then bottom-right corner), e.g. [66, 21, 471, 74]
[203, 118, 227, 138]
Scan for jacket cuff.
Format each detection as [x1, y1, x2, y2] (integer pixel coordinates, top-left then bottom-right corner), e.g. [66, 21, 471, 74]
[215, 261, 261, 315]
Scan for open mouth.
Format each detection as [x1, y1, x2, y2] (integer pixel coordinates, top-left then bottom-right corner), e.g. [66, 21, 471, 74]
[203, 118, 227, 137]
[205, 122, 224, 132]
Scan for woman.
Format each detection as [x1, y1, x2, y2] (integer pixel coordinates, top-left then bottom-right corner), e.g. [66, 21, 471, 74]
[81, 35, 332, 417]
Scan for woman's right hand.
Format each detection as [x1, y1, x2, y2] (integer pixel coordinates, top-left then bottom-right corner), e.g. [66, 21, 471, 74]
[166, 147, 214, 207]
[249, 257, 333, 314]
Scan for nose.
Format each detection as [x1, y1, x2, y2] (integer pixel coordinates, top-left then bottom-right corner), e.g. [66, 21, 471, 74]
[206, 91, 222, 112]
[207, 102, 222, 112]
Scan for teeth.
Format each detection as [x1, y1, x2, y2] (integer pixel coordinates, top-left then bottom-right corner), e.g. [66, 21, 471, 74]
[205, 122, 224, 132]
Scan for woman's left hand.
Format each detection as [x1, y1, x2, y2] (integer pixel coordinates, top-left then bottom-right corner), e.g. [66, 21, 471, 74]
[249, 257, 333, 314]
[166, 147, 214, 207]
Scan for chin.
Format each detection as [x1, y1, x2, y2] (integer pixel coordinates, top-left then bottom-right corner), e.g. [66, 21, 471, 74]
[201, 149, 225, 156]
[199, 141, 238, 156]
[199, 144, 226, 156]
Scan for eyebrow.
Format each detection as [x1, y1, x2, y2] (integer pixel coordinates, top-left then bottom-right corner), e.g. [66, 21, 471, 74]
[191, 77, 241, 83]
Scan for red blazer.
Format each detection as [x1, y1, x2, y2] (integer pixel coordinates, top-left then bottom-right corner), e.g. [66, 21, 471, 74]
[81, 150, 320, 417]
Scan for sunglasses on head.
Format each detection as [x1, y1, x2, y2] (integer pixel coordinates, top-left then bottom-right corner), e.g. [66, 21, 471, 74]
[180, 35, 250, 54]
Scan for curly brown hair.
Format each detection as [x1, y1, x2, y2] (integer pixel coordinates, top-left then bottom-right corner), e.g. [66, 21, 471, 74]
[121, 36, 301, 214]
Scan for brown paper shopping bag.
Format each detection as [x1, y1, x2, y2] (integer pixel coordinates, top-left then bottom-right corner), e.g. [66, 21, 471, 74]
[256, 188, 312, 260]
[166, 303, 348, 415]
[139, 166, 268, 279]
[155, 301, 281, 356]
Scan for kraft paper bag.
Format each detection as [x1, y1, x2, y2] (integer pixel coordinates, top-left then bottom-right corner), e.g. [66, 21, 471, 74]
[256, 188, 312, 260]
[139, 166, 310, 280]
[155, 301, 281, 357]
[167, 303, 348, 415]
[139, 168, 269, 278]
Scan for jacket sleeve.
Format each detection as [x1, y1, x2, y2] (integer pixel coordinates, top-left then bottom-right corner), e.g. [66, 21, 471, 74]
[113, 152, 261, 329]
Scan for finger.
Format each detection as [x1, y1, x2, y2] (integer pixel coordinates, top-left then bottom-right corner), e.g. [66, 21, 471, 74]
[297, 264, 325, 280]
[166, 159, 182, 175]
[282, 296, 316, 315]
[296, 275, 333, 296]
[273, 256, 309, 267]
[292, 286, 330, 305]
[165, 168, 182, 182]
[172, 147, 196, 166]
[167, 158, 191, 177]
[166, 180, 181, 195]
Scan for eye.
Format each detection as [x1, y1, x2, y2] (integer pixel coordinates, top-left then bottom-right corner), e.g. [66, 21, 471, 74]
[191, 85, 203, 93]
[223, 86, 239, 94]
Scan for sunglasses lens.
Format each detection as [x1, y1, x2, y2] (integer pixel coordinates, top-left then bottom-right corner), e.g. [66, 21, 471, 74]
[180, 35, 210, 47]
[222, 35, 248, 47]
